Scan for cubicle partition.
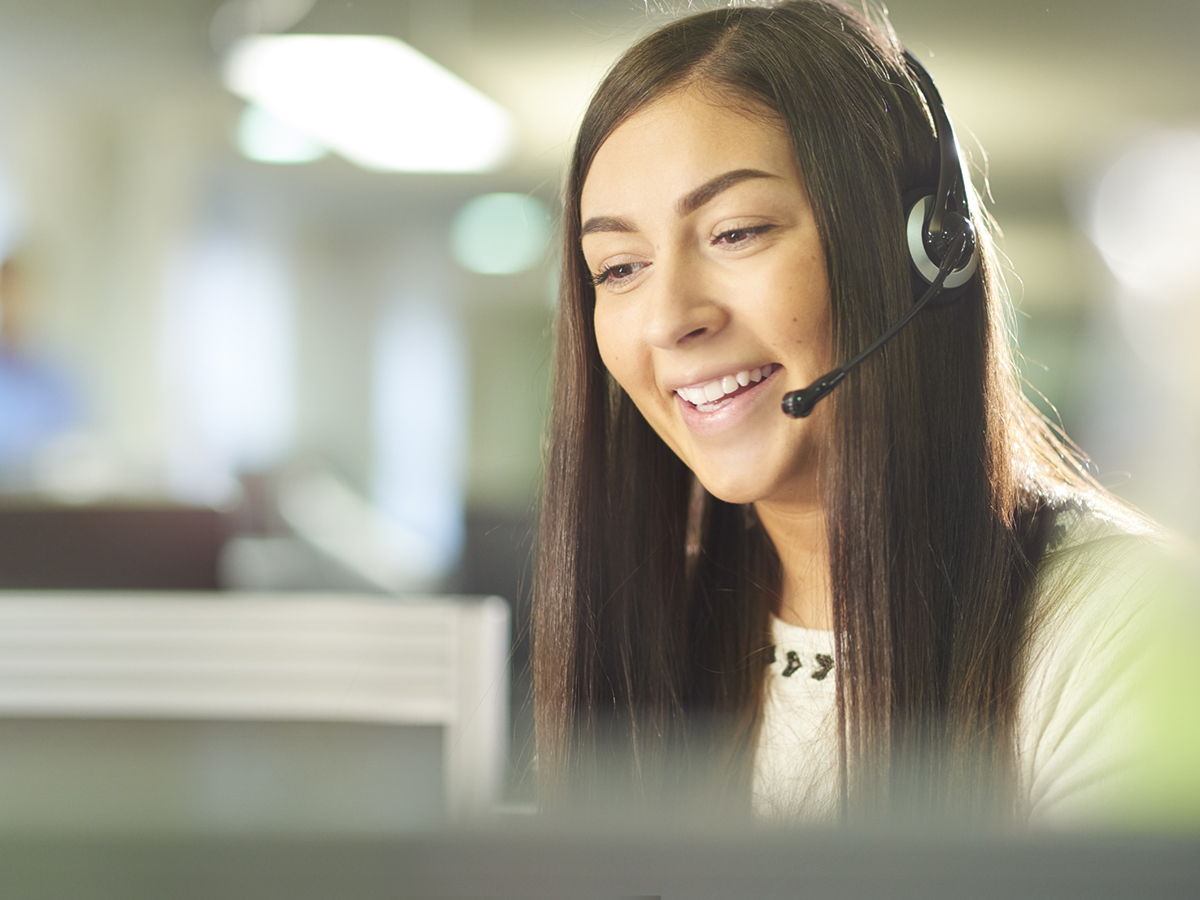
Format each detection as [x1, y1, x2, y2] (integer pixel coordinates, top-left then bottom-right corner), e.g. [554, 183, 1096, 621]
[0, 592, 509, 834]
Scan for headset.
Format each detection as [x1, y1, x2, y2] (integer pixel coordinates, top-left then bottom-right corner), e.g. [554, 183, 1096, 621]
[781, 51, 979, 419]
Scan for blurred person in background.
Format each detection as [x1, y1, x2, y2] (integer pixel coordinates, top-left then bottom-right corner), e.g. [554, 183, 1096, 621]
[533, 0, 1198, 828]
[0, 249, 80, 483]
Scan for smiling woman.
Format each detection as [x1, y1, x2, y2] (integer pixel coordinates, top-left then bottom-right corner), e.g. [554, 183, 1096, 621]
[534, 0, 1181, 826]
[585, 94, 831, 514]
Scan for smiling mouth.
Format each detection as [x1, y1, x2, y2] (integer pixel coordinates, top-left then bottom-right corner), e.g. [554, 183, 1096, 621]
[676, 363, 780, 412]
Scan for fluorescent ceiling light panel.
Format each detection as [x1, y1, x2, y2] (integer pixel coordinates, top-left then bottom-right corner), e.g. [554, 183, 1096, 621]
[223, 35, 513, 173]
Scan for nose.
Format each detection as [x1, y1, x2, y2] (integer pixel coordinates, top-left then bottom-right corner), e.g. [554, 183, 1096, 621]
[640, 255, 728, 349]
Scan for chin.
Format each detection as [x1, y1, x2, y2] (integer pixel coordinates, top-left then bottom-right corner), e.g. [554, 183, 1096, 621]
[692, 471, 766, 506]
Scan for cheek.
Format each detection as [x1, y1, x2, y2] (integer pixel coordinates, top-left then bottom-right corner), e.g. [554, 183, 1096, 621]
[769, 257, 833, 363]
[594, 302, 638, 392]
[593, 305, 620, 377]
[594, 304, 672, 440]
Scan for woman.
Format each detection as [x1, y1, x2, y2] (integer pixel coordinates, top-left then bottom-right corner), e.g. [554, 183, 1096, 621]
[534, 0, 1166, 825]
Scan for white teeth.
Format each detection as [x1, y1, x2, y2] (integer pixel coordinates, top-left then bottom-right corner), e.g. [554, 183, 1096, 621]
[677, 364, 777, 408]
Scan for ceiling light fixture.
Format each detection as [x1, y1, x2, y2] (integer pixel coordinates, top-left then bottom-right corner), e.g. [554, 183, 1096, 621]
[223, 35, 513, 173]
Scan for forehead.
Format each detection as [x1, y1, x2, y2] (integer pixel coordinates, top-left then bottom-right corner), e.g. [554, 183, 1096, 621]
[581, 89, 800, 215]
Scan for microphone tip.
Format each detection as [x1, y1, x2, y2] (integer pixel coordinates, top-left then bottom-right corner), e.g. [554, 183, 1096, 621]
[781, 390, 812, 419]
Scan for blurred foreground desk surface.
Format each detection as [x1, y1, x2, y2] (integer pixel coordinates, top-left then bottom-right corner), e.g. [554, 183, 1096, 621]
[0, 592, 1195, 899]
[0, 591, 509, 831]
[0, 825, 1197, 900]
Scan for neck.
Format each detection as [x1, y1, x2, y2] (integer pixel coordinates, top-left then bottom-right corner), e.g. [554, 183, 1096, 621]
[754, 496, 832, 630]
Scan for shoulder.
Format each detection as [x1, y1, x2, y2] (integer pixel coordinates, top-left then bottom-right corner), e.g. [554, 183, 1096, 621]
[1018, 501, 1200, 828]
[1028, 504, 1164, 668]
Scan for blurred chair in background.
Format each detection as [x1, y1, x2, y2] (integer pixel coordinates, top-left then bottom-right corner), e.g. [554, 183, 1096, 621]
[0, 500, 226, 590]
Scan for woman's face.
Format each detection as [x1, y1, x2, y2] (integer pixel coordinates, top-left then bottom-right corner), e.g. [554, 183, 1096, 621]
[582, 88, 833, 506]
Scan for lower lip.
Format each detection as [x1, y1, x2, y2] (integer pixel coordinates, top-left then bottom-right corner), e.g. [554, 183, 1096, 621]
[675, 367, 781, 436]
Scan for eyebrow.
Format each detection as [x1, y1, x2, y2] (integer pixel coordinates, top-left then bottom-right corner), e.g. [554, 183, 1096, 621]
[580, 168, 779, 237]
[580, 215, 634, 237]
[677, 168, 778, 217]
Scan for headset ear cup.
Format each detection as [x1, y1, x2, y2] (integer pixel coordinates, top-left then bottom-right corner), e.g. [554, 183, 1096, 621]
[903, 188, 937, 278]
[903, 193, 978, 299]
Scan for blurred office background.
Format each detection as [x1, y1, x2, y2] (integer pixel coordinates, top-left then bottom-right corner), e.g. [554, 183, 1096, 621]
[0, 0, 1196, 818]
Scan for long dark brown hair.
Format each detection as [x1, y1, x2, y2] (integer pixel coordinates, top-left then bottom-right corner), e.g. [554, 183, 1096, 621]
[534, 0, 1093, 820]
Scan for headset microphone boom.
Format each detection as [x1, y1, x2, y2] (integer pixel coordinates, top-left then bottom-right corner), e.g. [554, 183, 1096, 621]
[781, 51, 979, 419]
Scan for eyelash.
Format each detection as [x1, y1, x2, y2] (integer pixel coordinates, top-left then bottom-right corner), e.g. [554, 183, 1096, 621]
[591, 262, 643, 287]
[713, 224, 773, 246]
[590, 225, 774, 288]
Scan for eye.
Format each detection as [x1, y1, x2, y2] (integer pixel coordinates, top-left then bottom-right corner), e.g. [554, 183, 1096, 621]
[591, 261, 648, 288]
[713, 224, 774, 246]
